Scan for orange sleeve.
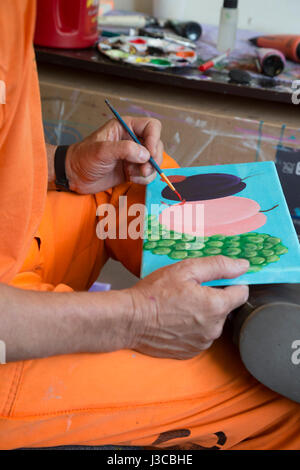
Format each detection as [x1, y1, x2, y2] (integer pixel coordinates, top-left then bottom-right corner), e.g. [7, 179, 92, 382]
[0, 1, 47, 284]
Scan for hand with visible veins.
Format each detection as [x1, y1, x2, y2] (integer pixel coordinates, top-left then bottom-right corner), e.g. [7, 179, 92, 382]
[64, 117, 164, 194]
[127, 256, 250, 360]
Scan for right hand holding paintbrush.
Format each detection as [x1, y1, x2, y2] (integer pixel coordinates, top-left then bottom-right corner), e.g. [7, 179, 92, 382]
[64, 116, 164, 194]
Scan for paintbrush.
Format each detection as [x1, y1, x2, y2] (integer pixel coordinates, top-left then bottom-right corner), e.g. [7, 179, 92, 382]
[104, 99, 182, 201]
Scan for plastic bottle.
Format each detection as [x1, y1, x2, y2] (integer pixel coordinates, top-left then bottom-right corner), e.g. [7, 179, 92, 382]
[217, 0, 239, 53]
[34, 0, 99, 49]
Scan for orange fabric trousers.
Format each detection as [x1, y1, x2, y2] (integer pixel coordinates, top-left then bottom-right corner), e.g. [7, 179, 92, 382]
[1, 154, 300, 450]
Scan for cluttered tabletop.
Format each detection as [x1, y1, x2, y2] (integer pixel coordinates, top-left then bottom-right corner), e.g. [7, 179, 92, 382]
[35, 11, 300, 105]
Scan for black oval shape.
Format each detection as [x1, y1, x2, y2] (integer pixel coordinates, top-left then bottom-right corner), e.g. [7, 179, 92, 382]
[161, 173, 246, 201]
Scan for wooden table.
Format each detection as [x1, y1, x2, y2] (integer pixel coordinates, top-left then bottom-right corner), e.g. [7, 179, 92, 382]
[35, 45, 295, 105]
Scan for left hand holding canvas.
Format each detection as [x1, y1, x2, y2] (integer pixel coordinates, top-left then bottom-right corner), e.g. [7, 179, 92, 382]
[65, 117, 164, 194]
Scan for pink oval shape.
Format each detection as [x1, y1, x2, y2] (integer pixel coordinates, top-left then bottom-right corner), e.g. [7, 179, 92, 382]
[159, 196, 265, 237]
[205, 213, 267, 237]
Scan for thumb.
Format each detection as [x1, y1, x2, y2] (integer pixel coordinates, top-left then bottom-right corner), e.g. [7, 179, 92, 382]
[98, 140, 150, 164]
[181, 256, 250, 284]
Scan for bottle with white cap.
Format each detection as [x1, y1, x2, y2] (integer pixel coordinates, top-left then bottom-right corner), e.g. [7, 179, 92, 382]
[217, 0, 239, 53]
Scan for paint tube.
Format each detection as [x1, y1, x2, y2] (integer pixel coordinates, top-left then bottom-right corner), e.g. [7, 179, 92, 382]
[98, 15, 157, 29]
[167, 21, 202, 42]
[256, 48, 286, 77]
[250, 35, 300, 64]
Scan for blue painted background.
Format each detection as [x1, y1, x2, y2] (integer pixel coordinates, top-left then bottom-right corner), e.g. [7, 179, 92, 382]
[141, 161, 300, 286]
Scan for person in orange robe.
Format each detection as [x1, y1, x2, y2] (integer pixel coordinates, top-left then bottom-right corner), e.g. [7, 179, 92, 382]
[0, 1, 299, 451]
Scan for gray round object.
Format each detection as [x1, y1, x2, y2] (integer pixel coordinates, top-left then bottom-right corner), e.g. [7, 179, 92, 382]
[239, 300, 300, 403]
[229, 69, 252, 85]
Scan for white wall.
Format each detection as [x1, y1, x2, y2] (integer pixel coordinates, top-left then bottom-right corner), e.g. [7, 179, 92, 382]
[112, 0, 300, 34]
[112, 0, 152, 15]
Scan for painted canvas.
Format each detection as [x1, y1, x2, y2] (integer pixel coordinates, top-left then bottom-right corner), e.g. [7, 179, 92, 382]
[141, 162, 300, 286]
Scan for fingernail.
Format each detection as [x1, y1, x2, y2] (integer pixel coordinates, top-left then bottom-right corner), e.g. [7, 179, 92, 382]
[139, 147, 150, 162]
[240, 285, 249, 301]
[142, 164, 153, 177]
[127, 164, 133, 176]
[236, 259, 250, 270]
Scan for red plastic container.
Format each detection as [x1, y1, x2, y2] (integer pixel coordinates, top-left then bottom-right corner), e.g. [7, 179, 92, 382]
[34, 0, 99, 49]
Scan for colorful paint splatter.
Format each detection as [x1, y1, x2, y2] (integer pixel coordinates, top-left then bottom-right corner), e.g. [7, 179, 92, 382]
[98, 35, 197, 69]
